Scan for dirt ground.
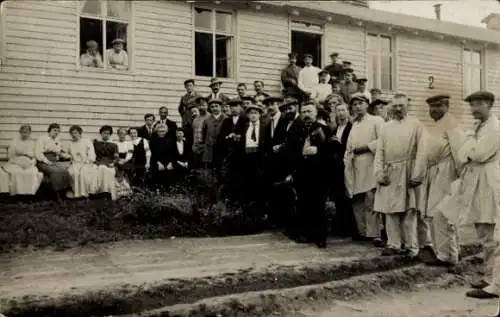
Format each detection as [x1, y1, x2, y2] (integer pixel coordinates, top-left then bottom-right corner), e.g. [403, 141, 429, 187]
[299, 285, 498, 317]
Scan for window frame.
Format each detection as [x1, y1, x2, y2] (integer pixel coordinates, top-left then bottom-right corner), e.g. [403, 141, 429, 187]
[289, 16, 326, 68]
[192, 5, 237, 79]
[76, 0, 134, 73]
[0, 0, 6, 65]
[462, 44, 485, 97]
[365, 31, 396, 92]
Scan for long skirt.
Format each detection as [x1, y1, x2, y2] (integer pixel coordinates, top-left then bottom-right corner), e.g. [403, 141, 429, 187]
[0, 167, 9, 193]
[37, 161, 71, 192]
[67, 163, 99, 198]
[3, 163, 43, 195]
[91, 165, 117, 200]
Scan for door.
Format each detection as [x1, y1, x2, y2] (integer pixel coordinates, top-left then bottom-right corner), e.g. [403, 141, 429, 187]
[291, 30, 322, 68]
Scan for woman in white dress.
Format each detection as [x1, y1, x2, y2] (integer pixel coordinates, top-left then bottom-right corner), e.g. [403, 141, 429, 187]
[0, 125, 43, 196]
[66, 125, 98, 199]
[92, 125, 119, 200]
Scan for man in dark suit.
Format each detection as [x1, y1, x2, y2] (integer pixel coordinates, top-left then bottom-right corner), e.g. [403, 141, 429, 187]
[236, 100, 268, 222]
[178, 79, 202, 128]
[216, 97, 249, 204]
[281, 52, 302, 100]
[329, 102, 357, 238]
[137, 113, 156, 141]
[286, 100, 331, 248]
[153, 106, 177, 141]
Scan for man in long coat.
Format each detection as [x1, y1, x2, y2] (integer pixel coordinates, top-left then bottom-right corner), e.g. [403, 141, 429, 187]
[201, 99, 226, 168]
[449, 91, 500, 299]
[288, 101, 332, 248]
[420, 94, 465, 267]
[374, 93, 426, 257]
[281, 52, 301, 99]
[344, 93, 384, 245]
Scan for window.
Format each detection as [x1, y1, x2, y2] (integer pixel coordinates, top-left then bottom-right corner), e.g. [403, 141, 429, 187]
[366, 33, 394, 90]
[78, 0, 131, 70]
[194, 7, 234, 78]
[463, 47, 484, 96]
[291, 20, 323, 68]
[0, 0, 6, 64]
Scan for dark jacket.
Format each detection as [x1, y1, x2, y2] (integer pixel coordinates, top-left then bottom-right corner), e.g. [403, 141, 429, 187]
[178, 91, 202, 125]
[169, 139, 192, 170]
[331, 121, 352, 162]
[281, 64, 302, 98]
[137, 124, 155, 141]
[216, 114, 248, 165]
[153, 118, 177, 141]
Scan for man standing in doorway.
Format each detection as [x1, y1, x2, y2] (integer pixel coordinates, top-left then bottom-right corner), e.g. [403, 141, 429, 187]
[341, 69, 358, 104]
[281, 52, 302, 100]
[323, 52, 343, 85]
[298, 53, 321, 102]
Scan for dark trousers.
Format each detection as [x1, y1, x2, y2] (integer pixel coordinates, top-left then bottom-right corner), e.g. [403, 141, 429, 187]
[295, 160, 328, 243]
[329, 166, 358, 237]
[239, 151, 264, 219]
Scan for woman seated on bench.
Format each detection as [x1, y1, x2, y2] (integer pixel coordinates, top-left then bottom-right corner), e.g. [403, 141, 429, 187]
[0, 124, 43, 196]
[35, 123, 72, 201]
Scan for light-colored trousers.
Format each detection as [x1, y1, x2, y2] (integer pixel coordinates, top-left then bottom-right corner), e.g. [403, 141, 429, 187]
[352, 189, 381, 238]
[431, 211, 460, 264]
[385, 210, 419, 255]
[473, 223, 498, 287]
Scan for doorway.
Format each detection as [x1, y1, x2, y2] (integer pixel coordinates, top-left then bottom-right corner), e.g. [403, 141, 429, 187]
[291, 30, 322, 68]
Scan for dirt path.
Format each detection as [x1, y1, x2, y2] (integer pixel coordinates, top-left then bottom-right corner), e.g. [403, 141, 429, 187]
[300, 285, 498, 317]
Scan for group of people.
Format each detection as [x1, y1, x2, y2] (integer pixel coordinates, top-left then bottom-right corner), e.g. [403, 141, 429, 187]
[0, 50, 498, 307]
[80, 38, 129, 70]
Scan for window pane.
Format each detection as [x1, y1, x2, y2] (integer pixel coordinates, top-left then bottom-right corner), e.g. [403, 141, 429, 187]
[81, 0, 101, 16]
[216, 11, 232, 33]
[380, 36, 391, 53]
[107, 1, 130, 20]
[471, 50, 481, 65]
[195, 32, 213, 77]
[381, 56, 392, 90]
[215, 34, 232, 78]
[367, 34, 378, 51]
[367, 54, 378, 88]
[471, 68, 482, 92]
[106, 21, 128, 70]
[291, 20, 323, 32]
[195, 8, 212, 30]
[79, 17, 104, 68]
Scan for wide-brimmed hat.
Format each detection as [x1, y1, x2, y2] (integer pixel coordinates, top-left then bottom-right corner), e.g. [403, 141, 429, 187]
[111, 38, 125, 45]
[262, 95, 284, 105]
[227, 98, 244, 106]
[464, 90, 495, 103]
[209, 77, 223, 87]
[279, 97, 300, 110]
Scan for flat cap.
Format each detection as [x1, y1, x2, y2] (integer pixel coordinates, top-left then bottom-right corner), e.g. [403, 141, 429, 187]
[464, 90, 495, 103]
[279, 97, 300, 110]
[425, 93, 450, 105]
[111, 38, 125, 45]
[330, 52, 339, 57]
[304, 53, 313, 59]
[262, 95, 284, 104]
[86, 40, 98, 49]
[318, 69, 329, 76]
[356, 77, 368, 84]
[208, 99, 223, 105]
[349, 93, 370, 105]
[370, 88, 382, 94]
[342, 60, 352, 65]
[245, 103, 264, 113]
[288, 52, 297, 58]
[344, 67, 354, 73]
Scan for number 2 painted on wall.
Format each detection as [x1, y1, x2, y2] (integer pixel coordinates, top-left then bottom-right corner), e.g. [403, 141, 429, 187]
[428, 76, 435, 89]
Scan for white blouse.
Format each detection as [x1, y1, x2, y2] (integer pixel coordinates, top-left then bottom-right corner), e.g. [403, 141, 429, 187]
[115, 140, 133, 162]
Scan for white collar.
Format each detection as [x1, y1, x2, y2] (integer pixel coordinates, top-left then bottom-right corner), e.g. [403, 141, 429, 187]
[213, 113, 222, 119]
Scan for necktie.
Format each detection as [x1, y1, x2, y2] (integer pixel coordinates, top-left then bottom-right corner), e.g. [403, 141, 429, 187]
[270, 118, 275, 138]
[251, 123, 257, 142]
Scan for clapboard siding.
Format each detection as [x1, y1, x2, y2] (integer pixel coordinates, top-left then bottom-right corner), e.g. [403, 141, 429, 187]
[0, 0, 197, 159]
[397, 34, 468, 127]
[326, 23, 365, 76]
[237, 10, 289, 94]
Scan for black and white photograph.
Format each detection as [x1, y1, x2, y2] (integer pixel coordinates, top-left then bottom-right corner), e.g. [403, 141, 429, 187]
[0, 0, 499, 316]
